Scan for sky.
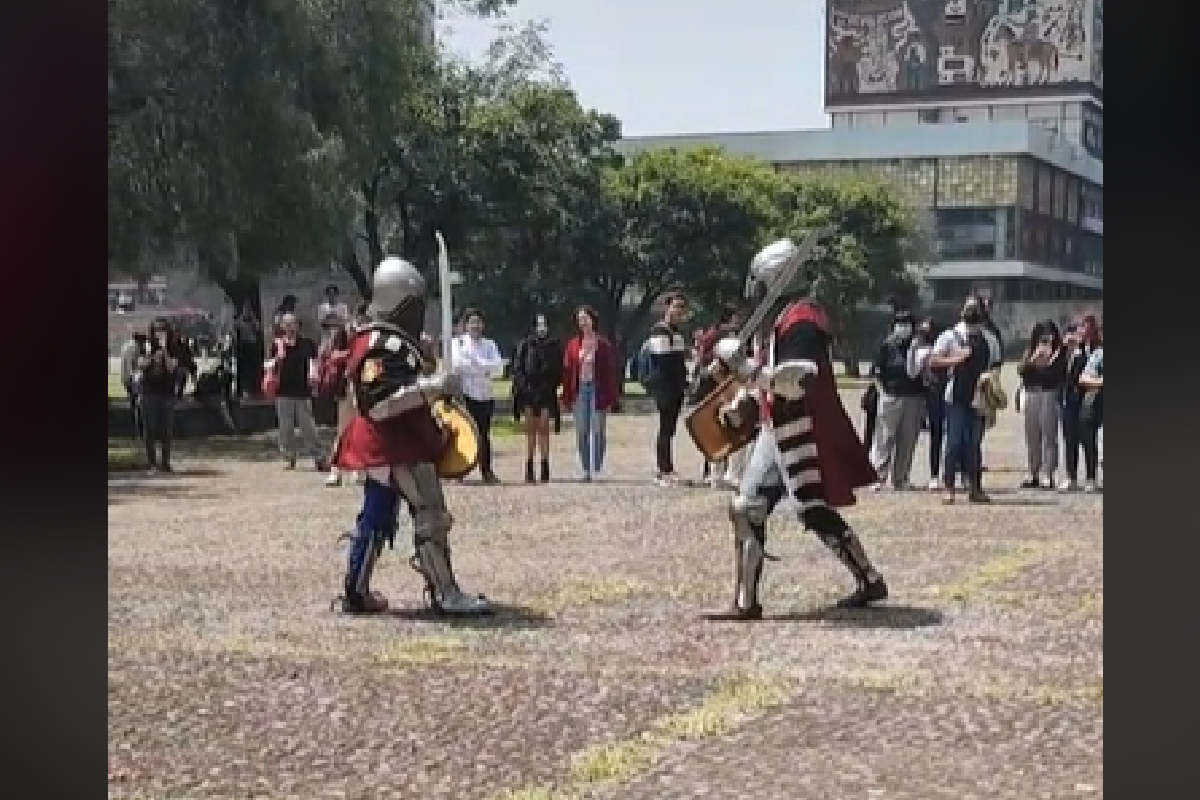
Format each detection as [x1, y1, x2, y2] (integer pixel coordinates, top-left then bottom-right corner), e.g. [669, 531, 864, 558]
[440, 0, 831, 137]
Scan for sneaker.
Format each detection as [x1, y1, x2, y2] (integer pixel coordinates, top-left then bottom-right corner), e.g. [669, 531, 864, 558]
[1083, 481, 1101, 493]
[1058, 479, 1079, 493]
[525, 460, 536, 484]
[892, 482, 914, 492]
[654, 474, 674, 488]
[967, 489, 991, 504]
[581, 471, 593, 483]
[869, 482, 885, 492]
[1019, 477, 1041, 490]
[325, 471, 342, 488]
[927, 478, 942, 491]
[284, 456, 297, 470]
[315, 457, 330, 473]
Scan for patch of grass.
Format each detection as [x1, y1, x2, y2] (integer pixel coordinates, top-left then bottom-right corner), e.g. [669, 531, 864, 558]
[531, 577, 650, 615]
[376, 634, 469, 666]
[979, 678, 1103, 706]
[655, 673, 789, 740]
[568, 738, 656, 784]
[935, 544, 1050, 603]
[108, 441, 146, 472]
[841, 668, 927, 695]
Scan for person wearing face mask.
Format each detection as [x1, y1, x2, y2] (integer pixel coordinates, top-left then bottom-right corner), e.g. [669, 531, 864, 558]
[511, 314, 564, 483]
[450, 308, 505, 484]
[867, 309, 926, 490]
[927, 298, 993, 503]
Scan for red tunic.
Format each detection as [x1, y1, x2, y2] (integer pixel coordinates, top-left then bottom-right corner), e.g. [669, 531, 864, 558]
[773, 301, 877, 507]
[331, 329, 451, 470]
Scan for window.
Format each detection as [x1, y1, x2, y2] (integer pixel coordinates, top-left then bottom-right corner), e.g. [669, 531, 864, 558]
[1018, 160, 1036, 210]
[1036, 165, 1054, 215]
[1066, 177, 1080, 225]
[1052, 172, 1068, 219]
[919, 108, 942, 124]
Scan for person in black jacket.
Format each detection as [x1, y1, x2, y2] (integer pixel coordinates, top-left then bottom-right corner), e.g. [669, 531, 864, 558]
[644, 291, 691, 486]
[136, 318, 190, 472]
[867, 309, 926, 490]
[1016, 320, 1067, 489]
[511, 314, 564, 483]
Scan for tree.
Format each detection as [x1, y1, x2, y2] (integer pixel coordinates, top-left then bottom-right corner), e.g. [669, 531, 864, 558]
[781, 173, 923, 375]
[590, 147, 791, 350]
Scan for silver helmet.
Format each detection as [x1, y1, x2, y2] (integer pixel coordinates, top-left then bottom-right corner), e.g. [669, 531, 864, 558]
[745, 238, 807, 301]
[369, 256, 427, 336]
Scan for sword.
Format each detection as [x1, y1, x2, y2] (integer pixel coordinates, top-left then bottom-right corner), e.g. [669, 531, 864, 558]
[435, 231, 454, 369]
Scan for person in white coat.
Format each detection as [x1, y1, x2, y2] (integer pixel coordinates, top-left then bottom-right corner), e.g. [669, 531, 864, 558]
[451, 308, 505, 483]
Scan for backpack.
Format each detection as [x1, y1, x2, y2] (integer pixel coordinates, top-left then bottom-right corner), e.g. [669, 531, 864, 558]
[634, 342, 655, 388]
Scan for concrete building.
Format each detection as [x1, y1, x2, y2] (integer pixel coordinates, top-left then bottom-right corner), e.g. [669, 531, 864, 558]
[617, 0, 1102, 340]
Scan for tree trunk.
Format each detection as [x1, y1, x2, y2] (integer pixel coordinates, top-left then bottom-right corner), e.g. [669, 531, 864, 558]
[339, 238, 371, 300]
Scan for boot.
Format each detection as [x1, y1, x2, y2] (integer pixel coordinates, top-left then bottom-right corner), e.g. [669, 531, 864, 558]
[525, 459, 536, 484]
[539, 458, 550, 483]
[822, 529, 889, 609]
[728, 530, 765, 620]
[412, 536, 490, 615]
[339, 587, 389, 614]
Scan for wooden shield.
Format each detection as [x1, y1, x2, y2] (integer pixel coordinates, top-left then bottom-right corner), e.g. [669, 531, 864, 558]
[433, 398, 481, 479]
[685, 376, 760, 462]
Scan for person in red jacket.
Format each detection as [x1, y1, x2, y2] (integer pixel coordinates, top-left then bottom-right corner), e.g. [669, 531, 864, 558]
[561, 305, 620, 482]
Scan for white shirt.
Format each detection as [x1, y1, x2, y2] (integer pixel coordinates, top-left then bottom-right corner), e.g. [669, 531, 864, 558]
[954, 320, 1000, 366]
[450, 334, 504, 402]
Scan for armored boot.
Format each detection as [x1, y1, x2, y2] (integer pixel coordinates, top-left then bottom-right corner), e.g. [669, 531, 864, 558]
[819, 528, 888, 608]
[730, 528, 766, 619]
[411, 530, 490, 615]
[725, 494, 773, 620]
[339, 522, 390, 614]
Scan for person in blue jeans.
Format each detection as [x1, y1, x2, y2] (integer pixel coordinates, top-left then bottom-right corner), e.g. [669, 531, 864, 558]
[928, 301, 991, 503]
[561, 306, 619, 481]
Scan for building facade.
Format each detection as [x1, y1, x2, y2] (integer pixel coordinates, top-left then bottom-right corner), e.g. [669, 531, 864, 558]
[617, 121, 1101, 341]
[826, 0, 1103, 160]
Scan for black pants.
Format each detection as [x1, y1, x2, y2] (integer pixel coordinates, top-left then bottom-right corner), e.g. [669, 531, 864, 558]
[926, 385, 946, 480]
[235, 342, 263, 398]
[1062, 405, 1102, 482]
[141, 392, 176, 467]
[464, 397, 496, 476]
[654, 392, 684, 475]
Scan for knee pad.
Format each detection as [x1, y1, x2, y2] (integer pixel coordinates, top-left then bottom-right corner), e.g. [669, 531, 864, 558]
[799, 504, 848, 539]
[729, 493, 772, 527]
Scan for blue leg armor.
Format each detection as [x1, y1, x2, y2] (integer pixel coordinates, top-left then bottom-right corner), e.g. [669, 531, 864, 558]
[340, 478, 401, 613]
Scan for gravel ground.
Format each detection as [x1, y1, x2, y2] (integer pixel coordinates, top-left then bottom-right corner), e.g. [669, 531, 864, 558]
[109, 376, 1103, 799]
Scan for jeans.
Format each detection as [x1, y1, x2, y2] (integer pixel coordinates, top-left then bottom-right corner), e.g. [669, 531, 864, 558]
[926, 384, 946, 480]
[141, 392, 176, 467]
[653, 391, 684, 475]
[463, 397, 496, 476]
[275, 395, 323, 460]
[942, 403, 983, 491]
[573, 381, 607, 475]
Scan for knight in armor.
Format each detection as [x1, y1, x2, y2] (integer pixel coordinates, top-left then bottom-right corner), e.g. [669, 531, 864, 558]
[329, 256, 490, 615]
[711, 239, 889, 619]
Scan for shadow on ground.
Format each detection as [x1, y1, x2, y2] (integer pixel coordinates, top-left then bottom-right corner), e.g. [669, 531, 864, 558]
[701, 604, 944, 629]
[379, 602, 555, 630]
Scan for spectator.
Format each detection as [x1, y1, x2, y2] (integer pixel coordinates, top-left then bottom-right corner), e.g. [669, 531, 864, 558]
[233, 301, 263, 399]
[912, 318, 946, 491]
[512, 313, 564, 483]
[137, 318, 188, 473]
[1016, 320, 1067, 489]
[562, 305, 619, 482]
[265, 313, 326, 471]
[1060, 315, 1102, 492]
[867, 309, 925, 490]
[317, 285, 349, 338]
[272, 294, 298, 337]
[193, 348, 239, 435]
[644, 291, 691, 487]
[928, 299, 992, 503]
[1076, 339, 1104, 493]
[172, 330, 197, 399]
[953, 295, 1001, 490]
[119, 332, 148, 438]
[317, 324, 358, 487]
[450, 308, 505, 484]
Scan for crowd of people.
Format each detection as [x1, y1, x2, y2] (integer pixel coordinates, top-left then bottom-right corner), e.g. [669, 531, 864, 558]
[861, 298, 1104, 503]
[118, 279, 1102, 508]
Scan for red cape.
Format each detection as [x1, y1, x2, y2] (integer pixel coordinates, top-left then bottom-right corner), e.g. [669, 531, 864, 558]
[777, 302, 877, 507]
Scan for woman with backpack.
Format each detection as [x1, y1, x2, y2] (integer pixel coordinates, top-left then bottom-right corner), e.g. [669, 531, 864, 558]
[512, 314, 564, 483]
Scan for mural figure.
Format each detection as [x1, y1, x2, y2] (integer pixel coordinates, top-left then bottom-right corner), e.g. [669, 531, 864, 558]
[825, 0, 1096, 97]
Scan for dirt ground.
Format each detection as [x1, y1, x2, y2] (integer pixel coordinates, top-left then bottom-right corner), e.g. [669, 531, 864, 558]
[109, 381, 1103, 800]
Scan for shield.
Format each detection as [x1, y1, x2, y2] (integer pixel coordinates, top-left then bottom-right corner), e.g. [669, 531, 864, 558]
[433, 398, 481, 479]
